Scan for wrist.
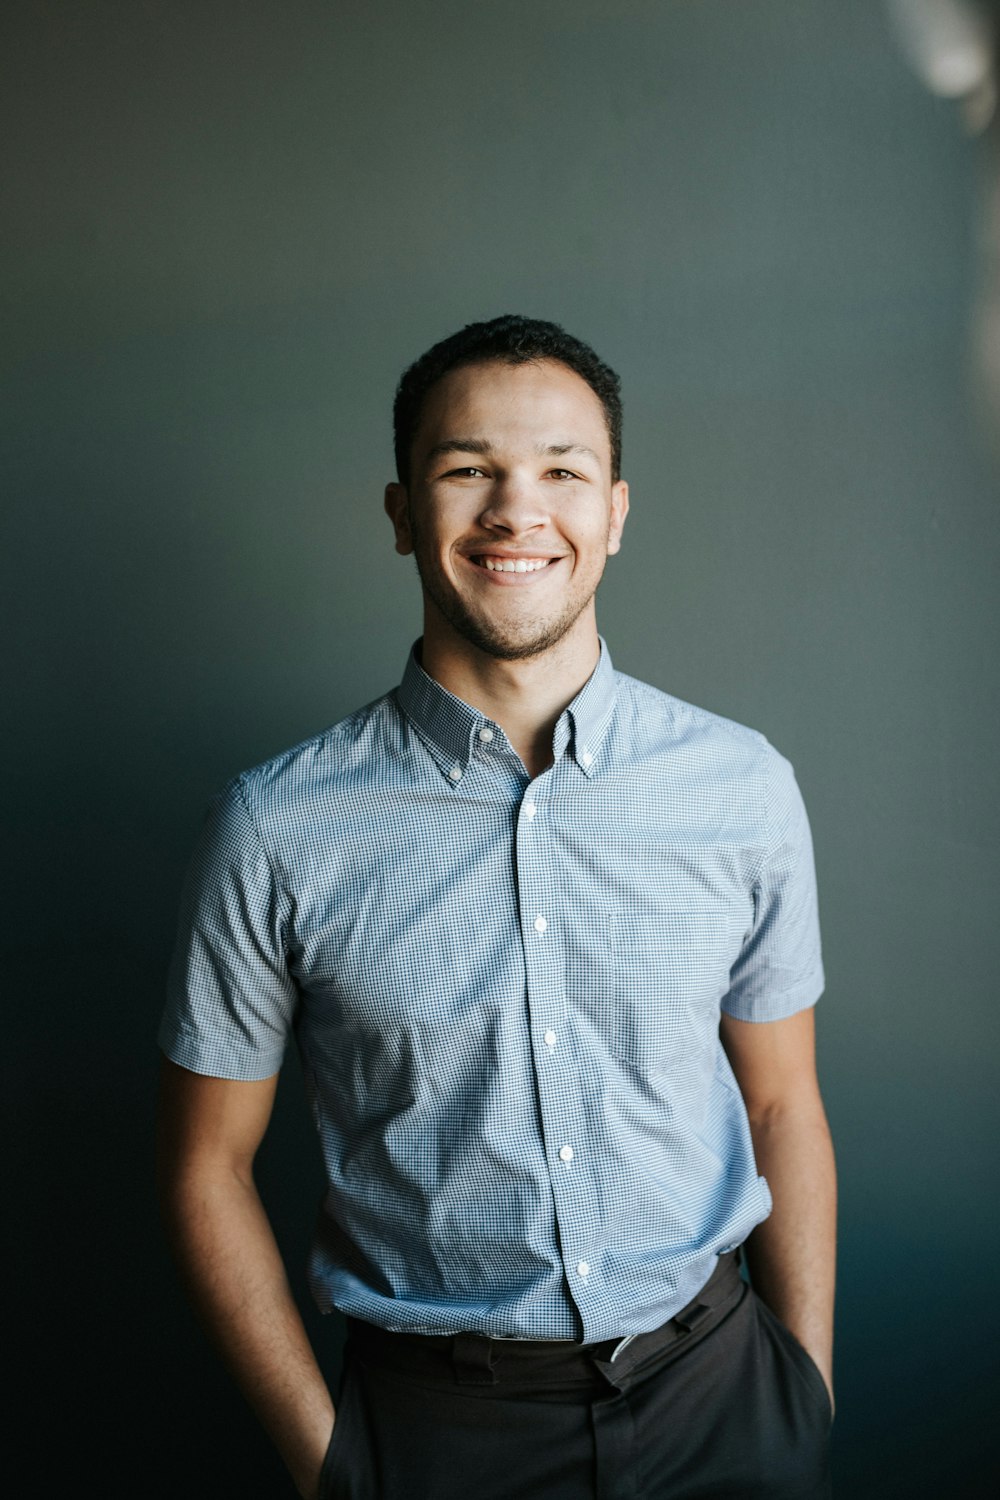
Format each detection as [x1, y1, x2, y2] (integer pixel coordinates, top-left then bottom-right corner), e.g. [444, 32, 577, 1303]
[290, 1412, 336, 1500]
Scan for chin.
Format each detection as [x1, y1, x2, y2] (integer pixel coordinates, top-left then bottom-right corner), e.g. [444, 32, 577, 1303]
[418, 560, 598, 663]
[471, 635, 560, 662]
[448, 608, 589, 662]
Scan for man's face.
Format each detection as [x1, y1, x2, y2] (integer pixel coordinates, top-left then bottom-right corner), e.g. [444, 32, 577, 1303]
[385, 358, 629, 662]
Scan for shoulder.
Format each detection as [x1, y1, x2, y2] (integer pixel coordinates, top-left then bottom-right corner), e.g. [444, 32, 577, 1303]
[222, 687, 406, 832]
[609, 671, 805, 826]
[612, 670, 778, 767]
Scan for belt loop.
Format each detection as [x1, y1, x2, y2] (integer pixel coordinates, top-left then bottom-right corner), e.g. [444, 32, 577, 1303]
[451, 1333, 499, 1386]
[672, 1300, 713, 1334]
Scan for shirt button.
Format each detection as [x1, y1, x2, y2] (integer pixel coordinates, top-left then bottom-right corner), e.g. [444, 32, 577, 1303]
[580, 750, 593, 767]
[524, 801, 537, 819]
[543, 1029, 557, 1047]
[478, 726, 494, 743]
[449, 763, 462, 781]
[577, 1261, 590, 1278]
[559, 1145, 574, 1163]
[533, 915, 547, 933]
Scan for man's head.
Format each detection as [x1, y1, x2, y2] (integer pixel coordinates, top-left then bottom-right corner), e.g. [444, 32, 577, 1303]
[393, 314, 623, 488]
[385, 317, 629, 665]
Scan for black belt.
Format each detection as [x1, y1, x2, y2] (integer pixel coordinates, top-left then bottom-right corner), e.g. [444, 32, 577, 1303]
[344, 1249, 744, 1388]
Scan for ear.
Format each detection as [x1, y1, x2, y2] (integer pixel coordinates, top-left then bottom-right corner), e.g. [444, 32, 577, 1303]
[606, 480, 629, 556]
[384, 483, 413, 555]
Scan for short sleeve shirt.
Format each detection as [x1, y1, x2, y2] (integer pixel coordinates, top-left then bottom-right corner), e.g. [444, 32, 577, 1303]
[160, 641, 824, 1340]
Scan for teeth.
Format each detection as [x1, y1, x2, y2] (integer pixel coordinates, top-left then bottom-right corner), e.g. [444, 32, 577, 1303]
[482, 557, 550, 573]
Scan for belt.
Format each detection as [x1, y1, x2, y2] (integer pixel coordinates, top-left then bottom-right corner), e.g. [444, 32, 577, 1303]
[344, 1249, 744, 1387]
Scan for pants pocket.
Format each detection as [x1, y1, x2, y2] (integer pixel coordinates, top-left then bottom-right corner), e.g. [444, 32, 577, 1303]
[754, 1292, 833, 1430]
[318, 1370, 356, 1500]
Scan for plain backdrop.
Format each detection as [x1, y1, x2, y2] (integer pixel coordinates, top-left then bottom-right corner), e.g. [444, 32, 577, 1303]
[3, 2, 998, 1494]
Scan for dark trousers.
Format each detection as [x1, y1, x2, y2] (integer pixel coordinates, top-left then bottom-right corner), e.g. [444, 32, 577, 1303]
[320, 1255, 832, 1499]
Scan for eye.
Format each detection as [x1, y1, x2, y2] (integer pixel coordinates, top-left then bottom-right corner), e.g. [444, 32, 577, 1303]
[444, 466, 487, 478]
[548, 468, 579, 481]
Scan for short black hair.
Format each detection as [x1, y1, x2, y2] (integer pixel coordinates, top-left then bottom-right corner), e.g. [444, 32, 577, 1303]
[393, 314, 623, 486]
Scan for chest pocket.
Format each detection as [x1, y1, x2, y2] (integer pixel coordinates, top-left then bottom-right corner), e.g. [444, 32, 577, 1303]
[610, 909, 736, 1076]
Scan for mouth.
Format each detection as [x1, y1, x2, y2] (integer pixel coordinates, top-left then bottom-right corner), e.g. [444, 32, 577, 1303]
[467, 554, 558, 574]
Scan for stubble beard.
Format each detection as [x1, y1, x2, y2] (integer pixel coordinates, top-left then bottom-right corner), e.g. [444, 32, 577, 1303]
[409, 514, 605, 663]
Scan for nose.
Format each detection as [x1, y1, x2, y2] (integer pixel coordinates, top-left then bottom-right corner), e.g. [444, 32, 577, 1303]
[478, 472, 548, 536]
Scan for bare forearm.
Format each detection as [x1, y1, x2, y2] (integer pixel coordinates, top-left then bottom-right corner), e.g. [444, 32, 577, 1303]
[160, 1166, 334, 1499]
[743, 1097, 837, 1402]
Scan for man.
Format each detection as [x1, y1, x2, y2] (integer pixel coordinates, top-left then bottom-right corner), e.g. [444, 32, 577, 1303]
[157, 314, 835, 1500]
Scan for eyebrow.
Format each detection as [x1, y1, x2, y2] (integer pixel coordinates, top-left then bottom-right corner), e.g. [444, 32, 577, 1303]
[424, 439, 602, 467]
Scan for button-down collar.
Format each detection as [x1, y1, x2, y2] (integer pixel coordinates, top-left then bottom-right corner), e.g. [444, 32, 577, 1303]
[396, 639, 618, 783]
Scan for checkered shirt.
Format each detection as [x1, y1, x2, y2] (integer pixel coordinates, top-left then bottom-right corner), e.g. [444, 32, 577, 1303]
[160, 640, 824, 1340]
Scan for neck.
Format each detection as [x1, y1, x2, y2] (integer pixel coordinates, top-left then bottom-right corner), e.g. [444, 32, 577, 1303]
[420, 613, 601, 779]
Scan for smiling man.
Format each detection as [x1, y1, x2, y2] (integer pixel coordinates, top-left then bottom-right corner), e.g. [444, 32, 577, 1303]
[157, 315, 835, 1500]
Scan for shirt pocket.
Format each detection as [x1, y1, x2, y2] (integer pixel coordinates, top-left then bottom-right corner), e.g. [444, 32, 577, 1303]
[609, 909, 735, 1077]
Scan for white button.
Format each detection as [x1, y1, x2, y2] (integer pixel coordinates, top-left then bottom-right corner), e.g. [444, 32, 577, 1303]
[559, 1144, 574, 1163]
[449, 763, 462, 781]
[580, 750, 593, 767]
[577, 1260, 590, 1278]
[543, 1029, 557, 1047]
[533, 915, 547, 933]
[524, 801, 537, 819]
[478, 726, 494, 743]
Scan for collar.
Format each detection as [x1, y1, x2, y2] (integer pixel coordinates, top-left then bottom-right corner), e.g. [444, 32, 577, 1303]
[395, 639, 618, 785]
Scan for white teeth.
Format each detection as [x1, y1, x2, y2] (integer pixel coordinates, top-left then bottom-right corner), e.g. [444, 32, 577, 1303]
[482, 557, 550, 573]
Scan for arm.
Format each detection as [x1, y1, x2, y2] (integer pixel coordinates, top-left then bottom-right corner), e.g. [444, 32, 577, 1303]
[156, 1057, 335, 1499]
[719, 1006, 837, 1408]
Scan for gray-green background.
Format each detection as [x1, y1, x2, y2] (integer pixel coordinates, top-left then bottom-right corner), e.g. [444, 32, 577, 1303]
[4, 2, 998, 1493]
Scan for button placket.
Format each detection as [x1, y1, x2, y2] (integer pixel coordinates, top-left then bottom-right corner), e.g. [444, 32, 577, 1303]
[516, 768, 597, 1322]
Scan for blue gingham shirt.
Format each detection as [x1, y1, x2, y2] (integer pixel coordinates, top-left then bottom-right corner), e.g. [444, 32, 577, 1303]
[160, 641, 823, 1341]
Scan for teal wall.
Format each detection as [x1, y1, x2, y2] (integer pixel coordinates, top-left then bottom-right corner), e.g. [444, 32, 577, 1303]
[4, 2, 997, 1492]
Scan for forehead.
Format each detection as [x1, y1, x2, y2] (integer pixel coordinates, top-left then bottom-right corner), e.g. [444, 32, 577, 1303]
[414, 358, 611, 462]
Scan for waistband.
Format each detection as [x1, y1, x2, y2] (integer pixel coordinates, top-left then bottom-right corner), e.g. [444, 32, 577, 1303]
[344, 1249, 744, 1388]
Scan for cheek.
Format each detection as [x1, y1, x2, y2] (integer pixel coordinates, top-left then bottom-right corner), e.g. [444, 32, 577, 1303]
[408, 510, 449, 558]
[578, 521, 615, 561]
